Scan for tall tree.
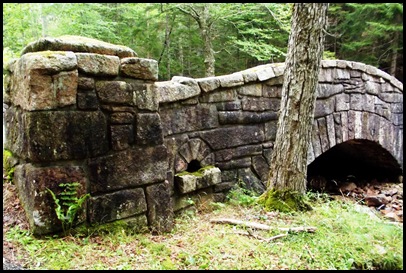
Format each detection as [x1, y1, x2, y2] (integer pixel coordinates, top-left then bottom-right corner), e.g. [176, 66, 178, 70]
[176, 3, 218, 77]
[258, 3, 329, 211]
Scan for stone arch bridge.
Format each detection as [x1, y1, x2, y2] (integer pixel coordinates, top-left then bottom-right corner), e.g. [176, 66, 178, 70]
[3, 36, 403, 235]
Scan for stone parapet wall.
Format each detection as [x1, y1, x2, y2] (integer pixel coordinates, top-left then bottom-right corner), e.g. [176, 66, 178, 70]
[156, 60, 403, 103]
[3, 37, 403, 235]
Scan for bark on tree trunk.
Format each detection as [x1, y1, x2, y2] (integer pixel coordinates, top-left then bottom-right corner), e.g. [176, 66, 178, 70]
[177, 3, 216, 77]
[390, 38, 398, 77]
[266, 3, 329, 194]
[202, 29, 215, 77]
[389, 13, 400, 77]
[40, 3, 48, 37]
[198, 4, 215, 77]
[179, 40, 184, 76]
[166, 13, 171, 79]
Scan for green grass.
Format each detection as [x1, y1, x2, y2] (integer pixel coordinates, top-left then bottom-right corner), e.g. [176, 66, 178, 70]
[4, 188, 403, 270]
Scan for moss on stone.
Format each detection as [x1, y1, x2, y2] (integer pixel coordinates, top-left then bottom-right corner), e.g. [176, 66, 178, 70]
[175, 165, 216, 178]
[257, 188, 312, 213]
[3, 149, 13, 165]
[95, 218, 149, 234]
[3, 149, 17, 182]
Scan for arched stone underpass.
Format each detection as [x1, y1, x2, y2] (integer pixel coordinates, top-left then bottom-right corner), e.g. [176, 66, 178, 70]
[307, 139, 403, 192]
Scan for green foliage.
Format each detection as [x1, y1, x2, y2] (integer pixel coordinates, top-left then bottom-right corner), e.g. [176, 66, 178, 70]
[226, 182, 259, 206]
[3, 149, 13, 169]
[3, 47, 18, 73]
[4, 166, 15, 183]
[224, 3, 291, 63]
[322, 50, 337, 60]
[39, 3, 120, 43]
[210, 201, 226, 211]
[3, 3, 402, 81]
[306, 190, 332, 203]
[326, 3, 403, 77]
[185, 198, 195, 206]
[3, 3, 42, 55]
[47, 182, 90, 235]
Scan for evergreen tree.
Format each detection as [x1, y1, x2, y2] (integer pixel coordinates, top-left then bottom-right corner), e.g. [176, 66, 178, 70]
[327, 3, 403, 81]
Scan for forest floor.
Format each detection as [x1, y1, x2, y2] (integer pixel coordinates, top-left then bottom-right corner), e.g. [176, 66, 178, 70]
[319, 178, 403, 223]
[3, 173, 403, 270]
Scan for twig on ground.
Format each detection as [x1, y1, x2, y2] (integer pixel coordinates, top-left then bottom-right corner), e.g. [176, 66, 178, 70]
[305, 244, 315, 260]
[233, 230, 289, 242]
[210, 218, 317, 233]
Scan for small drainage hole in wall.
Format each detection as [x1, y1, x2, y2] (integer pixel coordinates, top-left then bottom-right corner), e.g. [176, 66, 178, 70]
[187, 160, 202, 172]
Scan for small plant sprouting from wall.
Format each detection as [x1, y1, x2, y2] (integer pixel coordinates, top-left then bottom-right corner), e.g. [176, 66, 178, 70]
[47, 182, 90, 236]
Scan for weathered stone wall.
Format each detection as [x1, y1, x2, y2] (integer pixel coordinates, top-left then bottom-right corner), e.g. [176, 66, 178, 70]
[158, 59, 403, 213]
[4, 36, 172, 235]
[3, 36, 403, 235]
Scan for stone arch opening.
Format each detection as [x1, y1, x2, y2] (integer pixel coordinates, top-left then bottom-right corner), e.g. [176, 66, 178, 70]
[307, 139, 403, 192]
[174, 138, 215, 174]
[186, 159, 202, 173]
[173, 138, 221, 196]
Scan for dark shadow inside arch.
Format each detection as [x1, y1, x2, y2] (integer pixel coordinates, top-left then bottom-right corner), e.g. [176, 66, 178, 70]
[306, 139, 403, 192]
[186, 159, 202, 173]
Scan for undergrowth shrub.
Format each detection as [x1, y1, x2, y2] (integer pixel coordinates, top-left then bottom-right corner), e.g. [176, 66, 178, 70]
[226, 181, 259, 206]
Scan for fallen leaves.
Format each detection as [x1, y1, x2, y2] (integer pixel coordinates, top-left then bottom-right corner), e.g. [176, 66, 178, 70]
[332, 181, 403, 223]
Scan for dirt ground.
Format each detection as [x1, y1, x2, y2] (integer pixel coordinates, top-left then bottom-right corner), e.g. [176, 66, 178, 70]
[3, 182, 31, 269]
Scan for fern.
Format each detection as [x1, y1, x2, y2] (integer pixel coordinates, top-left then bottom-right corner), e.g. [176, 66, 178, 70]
[47, 182, 90, 235]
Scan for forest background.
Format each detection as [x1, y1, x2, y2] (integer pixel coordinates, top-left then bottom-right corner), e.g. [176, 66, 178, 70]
[2, 3, 403, 82]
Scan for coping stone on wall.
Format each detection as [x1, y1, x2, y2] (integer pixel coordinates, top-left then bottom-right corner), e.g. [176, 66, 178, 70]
[156, 80, 201, 104]
[20, 35, 137, 58]
[76, 53, 120, 76]
[120, 57, 158, 80]
[196, 77, 221, 92]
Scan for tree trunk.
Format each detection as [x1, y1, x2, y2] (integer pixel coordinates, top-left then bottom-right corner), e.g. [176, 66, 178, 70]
[202, 27, 215, 77]
[179, 40, 184, 76]
[390, 34, 398, 77]
[177, 3, 216, 77]
[197, 4, 215, 77]
[40, 3, 48, 37]
[266, 3, 329, 194]
[389, 12, 401, 77]
[166, 13, 171, 79]
[202, 5, 215, 77]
